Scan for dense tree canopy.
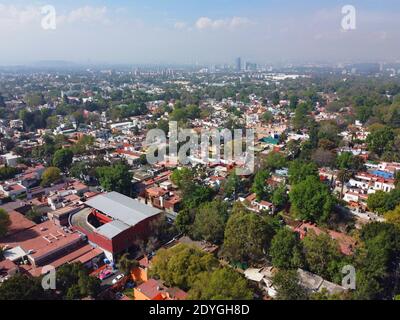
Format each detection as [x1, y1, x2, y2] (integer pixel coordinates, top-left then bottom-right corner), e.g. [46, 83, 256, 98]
[353, 222, 400, 299]
[223, 171, 241, 198]
[336, 152, 365, 171]
[191, 200, 229, 244]
[367, 189, 400, 215]
[289, 176, 334, 224]
[262, 152, 287, 171]
[271, 184, 288, 209]
[149, 244, 218, 291]
[188, 267, 253, 300]
[223, 206, 275, 264]
[270, 228, 304, 270]
[52, 148, 74, 170]
[302, 231, 344, 282]
[40, 167, 62, 187]
[171, 167, 195, 195]
[117, 253, 139, 276]
[251, 170, 271, 201]
[56, 263, 101, 300]
[0, 166, 21, 181]
[0, 274, 49, 300]
[384, 205, 400, 227]
[366, 126, 395, 158]
[288, 160, 319, 185]
[96, 163, 131, 195]
[272, 269, 309, 300]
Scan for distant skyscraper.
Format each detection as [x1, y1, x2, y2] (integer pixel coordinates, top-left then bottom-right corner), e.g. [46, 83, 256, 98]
[235, 57, 241, 72]
[245, 62, 257, 71]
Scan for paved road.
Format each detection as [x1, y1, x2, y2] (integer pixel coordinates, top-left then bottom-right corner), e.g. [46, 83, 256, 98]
[70, 207, 95, 233]
[350, 209, 385, 222]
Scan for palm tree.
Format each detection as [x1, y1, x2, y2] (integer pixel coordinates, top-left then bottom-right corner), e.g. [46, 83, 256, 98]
[117, 253, 139, 279]
[337, 169, 353, 199]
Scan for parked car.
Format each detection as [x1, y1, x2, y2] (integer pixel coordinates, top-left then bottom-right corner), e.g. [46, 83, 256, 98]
[124, 281, 135, 289]
[99, 269, 115, 280]
[112, 274, 125, 284]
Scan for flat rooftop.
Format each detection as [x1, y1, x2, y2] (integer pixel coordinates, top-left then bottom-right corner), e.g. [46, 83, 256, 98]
[19, 244, 103, 277]
[6, 211, 36, 236]
[0, 220, 83, 265]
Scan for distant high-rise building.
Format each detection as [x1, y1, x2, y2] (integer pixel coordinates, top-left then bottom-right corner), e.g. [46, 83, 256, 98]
[245, 62, 257, 71]
[235, 57, 241, 71]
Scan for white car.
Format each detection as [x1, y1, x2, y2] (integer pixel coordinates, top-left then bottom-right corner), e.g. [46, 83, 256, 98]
[112, 274, 125, 285]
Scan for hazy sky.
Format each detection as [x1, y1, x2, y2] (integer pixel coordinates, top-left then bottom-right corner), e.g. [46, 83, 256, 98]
[0, 0, 400, 65]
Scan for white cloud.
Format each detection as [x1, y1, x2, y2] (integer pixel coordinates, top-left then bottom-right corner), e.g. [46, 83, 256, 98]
[230, 17, 253, 29]
[0, 4, 41, 27]
[195, 16, 253, 30]
[59, 6, 109, 25]
[0, 4, 111, 29]
[174, 21, 187, 30]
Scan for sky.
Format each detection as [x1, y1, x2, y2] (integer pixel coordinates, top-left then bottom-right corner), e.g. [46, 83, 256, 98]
[0, 0, 400, 65]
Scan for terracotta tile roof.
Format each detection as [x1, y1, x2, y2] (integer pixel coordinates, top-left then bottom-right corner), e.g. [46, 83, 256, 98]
[6, 211, 36, 236]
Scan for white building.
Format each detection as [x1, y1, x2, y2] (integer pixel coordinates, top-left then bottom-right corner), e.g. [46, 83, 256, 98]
[0, 153, 21, 167]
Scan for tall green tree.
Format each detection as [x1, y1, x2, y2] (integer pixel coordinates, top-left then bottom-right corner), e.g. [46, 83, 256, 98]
[223, 171, 240, 198]
[336, 152, 365, 171]
[270, 228, 304, 270]
[262, 111, 274, 123]
[191, 200, 229, 244]
[56, 263, 101, 300]
[149, 244, 218, 291]
[171, 167, 196, 196]
[384, 205, 400, 228]
[272, 269, 309, 300]
[183, 185, 215, 209]
[188, 267, 253, 300]
[353, 222, 400, 299]
[262, 152, 287, 171]
[251, 170, 271, 201]
[96, 163, 131, 195]
[40, 167, 62, 187]
[223, 208, 275, 264]
[272, 184, 288, 209]
[367, 191, 390, 215]
[52, 148, 74, 170]
[337, 169, 353, 199]
[289, 176, 334, 224]
[175, 208, 195, 234]
[366, 126, 395, 157]
[288, 160, 319, 185]
[292, 103, 311, 130]
[0, 167, 20, 181]
[302, 231, 343, 282]
[117, 253, 139, 277]
[0, 274, 48, 300]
